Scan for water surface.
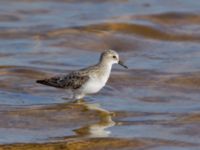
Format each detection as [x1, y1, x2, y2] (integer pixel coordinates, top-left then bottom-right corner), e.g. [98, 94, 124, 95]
[0, 0, 200, 149]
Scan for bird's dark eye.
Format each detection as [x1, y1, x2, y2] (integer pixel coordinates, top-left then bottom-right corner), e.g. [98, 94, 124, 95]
[113, 56, 117, 59]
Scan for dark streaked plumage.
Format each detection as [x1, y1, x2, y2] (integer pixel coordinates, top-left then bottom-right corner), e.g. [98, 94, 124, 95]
[36, 71, 89, 89]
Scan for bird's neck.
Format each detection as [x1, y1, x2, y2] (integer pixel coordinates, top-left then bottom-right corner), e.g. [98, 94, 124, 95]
[96, 61, 112, 84]
[99, 60, 113, 72]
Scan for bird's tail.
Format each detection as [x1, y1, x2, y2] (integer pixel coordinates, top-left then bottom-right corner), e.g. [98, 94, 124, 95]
[36, 78, 63, 88]
[36, 79, 48, 85]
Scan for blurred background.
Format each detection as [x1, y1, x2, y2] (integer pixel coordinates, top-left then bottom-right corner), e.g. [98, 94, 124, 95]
[0, 0, 200, 149]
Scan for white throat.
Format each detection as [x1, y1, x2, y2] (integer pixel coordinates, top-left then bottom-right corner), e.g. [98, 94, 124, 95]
[99, 61, 113, 84]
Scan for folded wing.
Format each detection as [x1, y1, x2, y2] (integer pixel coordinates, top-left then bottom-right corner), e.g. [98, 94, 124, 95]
[36, 72, 89, 89]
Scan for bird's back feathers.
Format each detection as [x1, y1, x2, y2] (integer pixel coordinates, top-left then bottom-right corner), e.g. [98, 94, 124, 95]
[36, 72, 89, 89]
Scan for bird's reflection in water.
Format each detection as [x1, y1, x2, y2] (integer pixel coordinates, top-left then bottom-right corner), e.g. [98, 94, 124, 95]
[72, 100, 115, 138]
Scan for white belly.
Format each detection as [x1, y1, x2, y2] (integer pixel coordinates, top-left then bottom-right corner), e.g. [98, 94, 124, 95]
[79, 65, 111, 95]
[81, 78, 106, 94]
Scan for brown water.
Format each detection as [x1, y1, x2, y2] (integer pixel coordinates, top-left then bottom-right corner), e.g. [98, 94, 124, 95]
[0, 0, 200, 149]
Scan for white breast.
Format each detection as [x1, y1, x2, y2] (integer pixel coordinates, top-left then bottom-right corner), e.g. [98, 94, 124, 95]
[81, 66, 111, 94]
[82, 79, 104, 94]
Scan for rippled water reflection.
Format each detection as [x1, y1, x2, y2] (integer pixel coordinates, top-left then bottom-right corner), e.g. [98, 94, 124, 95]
[0, 0, 200, 149]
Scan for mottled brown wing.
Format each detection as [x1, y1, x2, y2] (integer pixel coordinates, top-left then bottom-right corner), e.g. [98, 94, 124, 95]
[36, 72, 89, 89]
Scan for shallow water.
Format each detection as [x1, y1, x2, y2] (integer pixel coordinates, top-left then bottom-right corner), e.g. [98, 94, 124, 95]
[0, 0, 200, 149]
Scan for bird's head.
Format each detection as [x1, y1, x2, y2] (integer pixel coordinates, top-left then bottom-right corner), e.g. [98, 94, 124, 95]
[100, 49, 128, 69]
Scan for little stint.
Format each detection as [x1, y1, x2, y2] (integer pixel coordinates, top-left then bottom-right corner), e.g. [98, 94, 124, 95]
[36, 50, 128, 100]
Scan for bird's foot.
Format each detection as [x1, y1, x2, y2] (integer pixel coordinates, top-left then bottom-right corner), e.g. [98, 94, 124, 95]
[71, 99, 85, 104]
[62, 97, 85, 104]
[62, 97, 72, 101]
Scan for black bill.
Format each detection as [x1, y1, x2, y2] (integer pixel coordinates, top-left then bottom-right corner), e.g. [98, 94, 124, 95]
[118, 60, 128, 69]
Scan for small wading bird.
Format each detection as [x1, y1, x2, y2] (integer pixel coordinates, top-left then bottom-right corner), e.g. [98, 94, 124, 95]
[36, 50, 128, 100]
